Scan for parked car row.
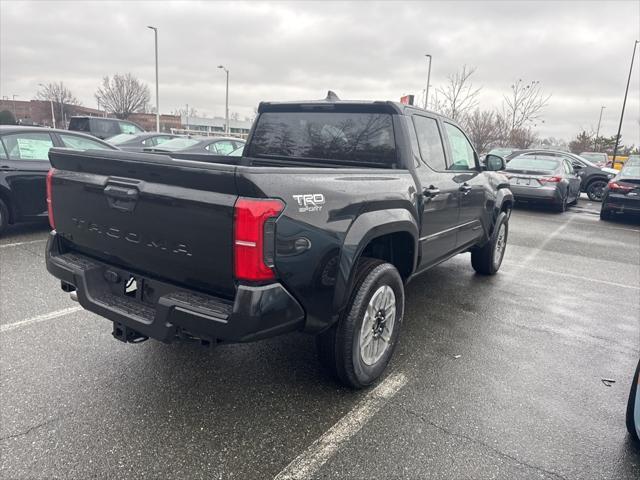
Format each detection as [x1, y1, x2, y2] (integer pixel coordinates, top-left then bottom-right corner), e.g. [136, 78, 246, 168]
[0, 124, 245, 235]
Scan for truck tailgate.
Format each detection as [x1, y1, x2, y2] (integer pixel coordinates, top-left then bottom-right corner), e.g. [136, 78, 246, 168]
[48, 149, 238, 298]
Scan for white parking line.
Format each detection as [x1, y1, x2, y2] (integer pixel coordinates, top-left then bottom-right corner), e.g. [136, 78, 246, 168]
[502, 262, 640, 290]
[0, 306, 83, 333]
[274, 373, 408, 480]
[0, 238, 47, 249]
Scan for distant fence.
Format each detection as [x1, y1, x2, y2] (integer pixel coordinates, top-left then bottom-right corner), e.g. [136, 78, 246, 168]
[170, 128, 248, 139]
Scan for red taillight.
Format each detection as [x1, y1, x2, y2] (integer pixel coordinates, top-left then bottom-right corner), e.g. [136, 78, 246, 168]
[539, 176, 562, 184]
[46, 168, 56, 230]
[608, 181, 633, 192]
[233, 197, 284, 281]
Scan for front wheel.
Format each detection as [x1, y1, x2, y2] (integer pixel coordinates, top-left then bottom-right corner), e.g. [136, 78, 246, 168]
[586, 180, 607, 202]
[0, 198, 8, 237]
[471, 211, 508, 275]
[316, 258, 404, 389]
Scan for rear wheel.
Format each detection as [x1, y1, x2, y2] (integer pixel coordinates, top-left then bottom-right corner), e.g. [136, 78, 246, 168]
[555, 194, 568, 212]
[568, 193, 579, 206]
[471, 212, 508, 275]
[316, 258, 404, 389]
[0, 198, 8, 237]
[586, 180, 607, 202]
[600, 206, 612, 221]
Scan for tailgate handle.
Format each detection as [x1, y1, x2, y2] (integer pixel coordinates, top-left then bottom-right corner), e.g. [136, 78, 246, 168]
[104, 185, 139, 212]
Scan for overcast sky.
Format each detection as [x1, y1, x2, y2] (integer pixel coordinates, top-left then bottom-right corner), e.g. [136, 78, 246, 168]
[1, 0, 638, 144]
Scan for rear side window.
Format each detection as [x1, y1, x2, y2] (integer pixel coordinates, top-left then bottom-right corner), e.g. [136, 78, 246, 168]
[412, 115, 446, 171]
[251, 112, 396, 166]
[2, 132, 54, 161]
[91, 119, 120, 137]
[58, 134, 113, 150]
[119, 121, 142, 134]
[68, 117, 90, 132]
[207, 140, 236, 154]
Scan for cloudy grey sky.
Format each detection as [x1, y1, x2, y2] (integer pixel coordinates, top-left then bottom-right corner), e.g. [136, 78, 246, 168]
[1, 0, 638, 144]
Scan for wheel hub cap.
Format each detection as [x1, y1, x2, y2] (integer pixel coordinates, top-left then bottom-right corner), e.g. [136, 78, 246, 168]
[360, 285, 396, 366]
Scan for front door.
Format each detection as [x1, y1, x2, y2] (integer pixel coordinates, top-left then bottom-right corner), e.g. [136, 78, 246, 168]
[0, 131, 53, 220]
[411, 114, 461, 269]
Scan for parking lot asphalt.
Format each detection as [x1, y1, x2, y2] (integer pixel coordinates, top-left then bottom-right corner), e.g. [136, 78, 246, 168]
[1, 197, 639, 479]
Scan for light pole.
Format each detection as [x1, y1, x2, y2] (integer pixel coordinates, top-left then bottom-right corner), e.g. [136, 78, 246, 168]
[425, 54, 432, 109]
[38, 84, 56, 128]
[594, 105, 605, 151]
[11, 94, 18, 120]
[217, 65, 229, 135]
[612, 40, 639, 166]
[147, 26, 160, 132]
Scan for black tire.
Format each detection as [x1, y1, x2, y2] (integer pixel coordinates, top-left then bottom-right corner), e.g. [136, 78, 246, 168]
[568, 193, 579, 206]
[316, 258, 404, 389]
[586, 179, 607, 202]
[0, 198, 8, 237]
[626, 359, 640, 443]
[600, 207, 612, 221]
[471, 211, 508, 275]
[555, 194, 568, 213]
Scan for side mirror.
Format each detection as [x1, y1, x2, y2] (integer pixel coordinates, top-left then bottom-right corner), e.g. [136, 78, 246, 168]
[484, 154, 505, 171]
[572, 163, 583, 170]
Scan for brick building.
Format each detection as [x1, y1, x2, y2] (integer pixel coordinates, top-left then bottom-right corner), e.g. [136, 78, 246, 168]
[127, 112, 182, 133]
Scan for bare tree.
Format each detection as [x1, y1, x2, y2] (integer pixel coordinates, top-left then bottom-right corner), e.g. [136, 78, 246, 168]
[37, 81, 81, 124]
[172, 106, 198, 118]
[508, 127, 538, 149]
[95, 73, 150, 119]
[230, 111, 240, 121]
[431, 65, 481, 122]
[503, 79, 551, 131]
[463, 109, 501, 154]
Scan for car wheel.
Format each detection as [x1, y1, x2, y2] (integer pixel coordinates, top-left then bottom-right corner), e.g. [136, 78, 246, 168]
[568, 193, 579, 206]
[316, 258, 404, 389]
[626, 359, 640, 443]
[600, 207, 612, 221]
[586, 180, 607, 202]
[556, 194, 568, 213]
[471, 211, 508, 275]
[0, 198, 8, 237]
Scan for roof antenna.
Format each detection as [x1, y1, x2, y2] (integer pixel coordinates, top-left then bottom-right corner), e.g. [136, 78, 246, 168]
[324, 90, 340, 102]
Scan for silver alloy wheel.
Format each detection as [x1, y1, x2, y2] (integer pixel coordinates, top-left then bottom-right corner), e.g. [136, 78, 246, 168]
[359, 285, 396, 366]
[492, 223, 507, 270]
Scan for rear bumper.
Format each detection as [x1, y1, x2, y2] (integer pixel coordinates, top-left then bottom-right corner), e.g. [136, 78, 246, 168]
[45, 233, 305, 343]
[509, 185, 562, 203]
[602, 193, 640, 215]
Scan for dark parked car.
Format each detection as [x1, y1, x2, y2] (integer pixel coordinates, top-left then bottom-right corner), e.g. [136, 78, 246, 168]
[0, 126, 117, 235]
[143, 136, 244, 155]
[600, 158, 640, 220]
[68, 116, 144, 140]
[504, 155, 581, 211]
[106, 132, 178, 152]
[627, 358, 640, 444]
[580, 151, 609, 167]
[45, 97, 513, 388]
[505, 149, 618, 201]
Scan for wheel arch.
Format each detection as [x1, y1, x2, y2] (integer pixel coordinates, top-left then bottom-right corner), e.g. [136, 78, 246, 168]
[0, 185, 15, 224]
[332, 209, 418, 317]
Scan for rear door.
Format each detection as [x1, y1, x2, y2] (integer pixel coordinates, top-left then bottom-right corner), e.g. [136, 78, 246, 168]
[442, 122, 486, 248]
[411, 114, 460, 268]
[0, 131, 53, 220]
[563, 159, 581, 199]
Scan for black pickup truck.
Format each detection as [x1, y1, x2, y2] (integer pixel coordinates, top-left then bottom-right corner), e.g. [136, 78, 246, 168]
[45, 97, 513, 388]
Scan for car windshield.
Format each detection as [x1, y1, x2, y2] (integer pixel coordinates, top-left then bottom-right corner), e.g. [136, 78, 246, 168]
[107, 133, 138, 145]
[250, 111, 397, 166]
[580, 152, 606, 162]
[506, 156, 560, 171]
[152, 137, 201, 151]
[621, 160, 640, 177]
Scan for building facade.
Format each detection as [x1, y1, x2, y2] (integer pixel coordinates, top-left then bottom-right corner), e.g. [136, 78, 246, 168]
[180, 115, 253, 138]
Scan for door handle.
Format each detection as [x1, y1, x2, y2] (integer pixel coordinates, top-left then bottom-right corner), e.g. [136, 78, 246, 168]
[459, 183, 472, 193]
[0, 165, 11, 170]
[423, 186, 440, 198]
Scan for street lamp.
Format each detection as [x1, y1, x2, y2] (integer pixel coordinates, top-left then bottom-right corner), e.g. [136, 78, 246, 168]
[38, 84, 56, 128]
[425, 54, 432, 109]
[612, 40, 639, 166]
[594, 106, 605, 151]
[217, 65, 229, 135]
[147, 26, 160, 132]
[12, 94, 18, 120]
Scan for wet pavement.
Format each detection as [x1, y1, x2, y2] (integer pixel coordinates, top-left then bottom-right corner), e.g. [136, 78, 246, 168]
[1, 198, 639, 479]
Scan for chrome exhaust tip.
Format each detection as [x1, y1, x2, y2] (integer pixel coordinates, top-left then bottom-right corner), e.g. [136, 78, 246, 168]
[70, 291, 78, 302]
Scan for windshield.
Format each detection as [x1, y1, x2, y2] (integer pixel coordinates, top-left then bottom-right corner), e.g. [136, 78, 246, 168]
[580, 152, 607, 162]
[506, 156, 560, 171]
[621, 160, 640, 177]
[250, 111, 397, 166]
[107, 133, 137, 145]
[152, 137, 201, 151]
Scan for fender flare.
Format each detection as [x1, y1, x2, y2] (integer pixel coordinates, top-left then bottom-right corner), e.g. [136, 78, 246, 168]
[494, 187, 514, 219]
[332, 208, 419, 316]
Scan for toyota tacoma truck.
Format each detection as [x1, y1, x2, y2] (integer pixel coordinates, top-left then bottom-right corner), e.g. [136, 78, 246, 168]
[45, 95, 513, 388]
